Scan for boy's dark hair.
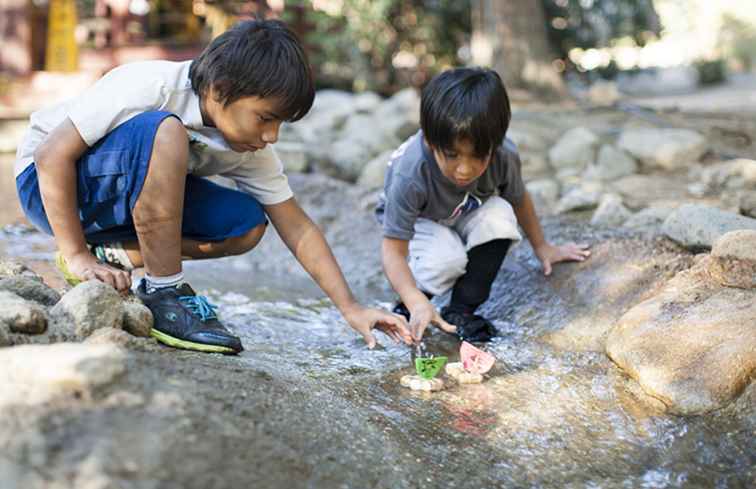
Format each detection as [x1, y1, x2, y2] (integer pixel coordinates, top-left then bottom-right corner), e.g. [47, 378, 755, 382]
[420, 67, 511, 159]
[189, 19, 314, 122]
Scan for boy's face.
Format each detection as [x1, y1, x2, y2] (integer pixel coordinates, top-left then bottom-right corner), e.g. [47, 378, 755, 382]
[203, 88, 283, 153]
[431, 138, 492, 187]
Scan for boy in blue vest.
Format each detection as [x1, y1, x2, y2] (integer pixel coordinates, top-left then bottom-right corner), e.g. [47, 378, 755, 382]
[377, 68, 590, 343]
[16, 19, 411, 354]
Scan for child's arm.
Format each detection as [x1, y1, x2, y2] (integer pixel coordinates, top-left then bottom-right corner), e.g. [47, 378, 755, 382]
[264, 198, 413, 348]
[34, 118, 132, 290]
[513, 190, 590, 275]
[382, 237, 456, 342]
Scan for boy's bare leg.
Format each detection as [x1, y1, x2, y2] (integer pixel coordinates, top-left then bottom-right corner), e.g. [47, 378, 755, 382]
[118, 224, 266, 268]
[131, 117, 187, 277]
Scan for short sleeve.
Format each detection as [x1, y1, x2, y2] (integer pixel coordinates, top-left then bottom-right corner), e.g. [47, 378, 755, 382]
[382, 176, 425, 240]
[223, 146, 294, 205]
[67, 64, 168, 147]
[498, 142, 525, 206]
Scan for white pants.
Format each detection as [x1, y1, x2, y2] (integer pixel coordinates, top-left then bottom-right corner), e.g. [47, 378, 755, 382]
[408, 196, 522, 296]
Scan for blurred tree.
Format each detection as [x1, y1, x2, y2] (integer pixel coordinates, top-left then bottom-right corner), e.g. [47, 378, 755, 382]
[472, 0, 565, 96]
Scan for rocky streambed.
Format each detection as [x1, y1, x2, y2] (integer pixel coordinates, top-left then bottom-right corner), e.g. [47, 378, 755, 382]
[1, 100, 755, 488]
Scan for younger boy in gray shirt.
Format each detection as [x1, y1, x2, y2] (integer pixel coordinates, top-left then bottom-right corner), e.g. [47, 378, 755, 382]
[377, 68, 590, 343]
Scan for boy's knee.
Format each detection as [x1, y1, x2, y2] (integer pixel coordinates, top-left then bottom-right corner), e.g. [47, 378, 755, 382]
[224, 223, 266, 255]
[153, 116, 188, 164]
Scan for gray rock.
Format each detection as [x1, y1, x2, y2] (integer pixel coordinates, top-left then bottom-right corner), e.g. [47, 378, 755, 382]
[372, 88, 421, 141]
[0, 260, 40, 280]
[507, 127, 549, 152]
[122, 301, 153, 338]
[699, 158, 756, 194]
[606, 257, 756, 414]
[548, 127, 599, 174]
[662, 204, 756, 250]
[586, 80, 621, 106]
[0, 291, 47, 335]
[0, 343, 126, 406]
[0, 276, 61, 306]
[520, 152, 551, 180]
[555, 182, 603, 214]
[50, 281, 124, 338]
[622, 205, 677, 232]
[590, 194, 632, 227]
[352, 91, 382, 113]
[584, 145, 638, 181]
[275, 141, 308, 173]
[609, 174, 691, 209]
[617, 128, 707, 170]
[526, 178, 560, 214]
[357, 149, 393, 189]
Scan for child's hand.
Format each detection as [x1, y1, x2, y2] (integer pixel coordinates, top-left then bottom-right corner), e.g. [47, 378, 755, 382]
[343, 304, 414, 349]
[408, 300, 456, 343]
[533, 242, 591, 276]
[65, 251, 132, 291]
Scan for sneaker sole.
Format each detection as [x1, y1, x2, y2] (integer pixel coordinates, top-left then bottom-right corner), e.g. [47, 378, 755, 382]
[55, 252, 84, 286]
[150, 328, 239, 354]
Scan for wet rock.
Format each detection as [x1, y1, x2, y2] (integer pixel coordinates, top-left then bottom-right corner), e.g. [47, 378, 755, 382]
[400, 375, 444, 392]
[0, 291, 47, 335]
[617, 128, 707, 170]
[541, 238, 694, 352]
[583, 145, 638, 181]
[555, 182, 603, 214]
[445, 362, 484, 384]
[0, 343, 126, 405]
[0, 276, 61, 306]
[357, 149, 393, 189]
[606, 258, 756, 415]
[662, 204, 756, 250]
[122, 302, 153, 337]
[548, 127, 599, 176]
[50, 280, 124, 339]
[527, 178, 561, 214]
[590, 194, 632, 227]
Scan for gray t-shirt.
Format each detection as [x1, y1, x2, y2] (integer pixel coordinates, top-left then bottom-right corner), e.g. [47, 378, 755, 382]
[376, 131, 525, 240]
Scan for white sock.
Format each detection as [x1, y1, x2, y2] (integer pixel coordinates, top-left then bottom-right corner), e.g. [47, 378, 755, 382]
[92, 242, 135, 271]
[145, 272, 184, 292]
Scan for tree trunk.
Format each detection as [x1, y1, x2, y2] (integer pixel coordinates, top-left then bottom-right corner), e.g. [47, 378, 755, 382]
[471, 0, 565, 97]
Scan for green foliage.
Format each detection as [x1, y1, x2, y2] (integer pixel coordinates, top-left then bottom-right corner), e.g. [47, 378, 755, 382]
[281, 0, 470, 93]
[695, 58, 727, 86]
[542, 0, 661, 59]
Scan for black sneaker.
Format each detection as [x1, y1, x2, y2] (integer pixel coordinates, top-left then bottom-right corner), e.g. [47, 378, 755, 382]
[392, 301, 411, 322]
[136, 280, 243, 354]
[441, 307, 498, 343]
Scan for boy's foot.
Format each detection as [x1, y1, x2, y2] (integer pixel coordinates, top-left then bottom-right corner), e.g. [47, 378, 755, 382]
[136, 280, 243, 355]
[440, 307, 498, 343]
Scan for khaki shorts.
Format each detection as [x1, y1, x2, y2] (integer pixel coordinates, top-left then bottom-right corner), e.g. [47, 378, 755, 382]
[408, 196, 522, 296]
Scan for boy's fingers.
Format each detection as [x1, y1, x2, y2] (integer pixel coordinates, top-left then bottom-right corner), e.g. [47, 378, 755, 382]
[543, 262, 552, 276]
[362, 330, 377, 349]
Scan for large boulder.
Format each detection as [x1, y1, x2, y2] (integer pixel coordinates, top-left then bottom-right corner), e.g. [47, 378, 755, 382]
[697, 158, 756, 194]
[548, 127, 600, 176]
[708, 230, 756, 289]
[555, 182, 603, 214]
[372, 88, 420, 141]
[617, 128, 707, 170]
[0, 291, 47, 335]
[609, 174, 690, 209]
[328, 113, 400, 181]
[622, 204, 677, 234]
[662, 204, 756, 250]
[49, 281, 124, 339]
[526, 178, 560, 215]
[606, 257, 756, 415]
[0, 276, 60, 306]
